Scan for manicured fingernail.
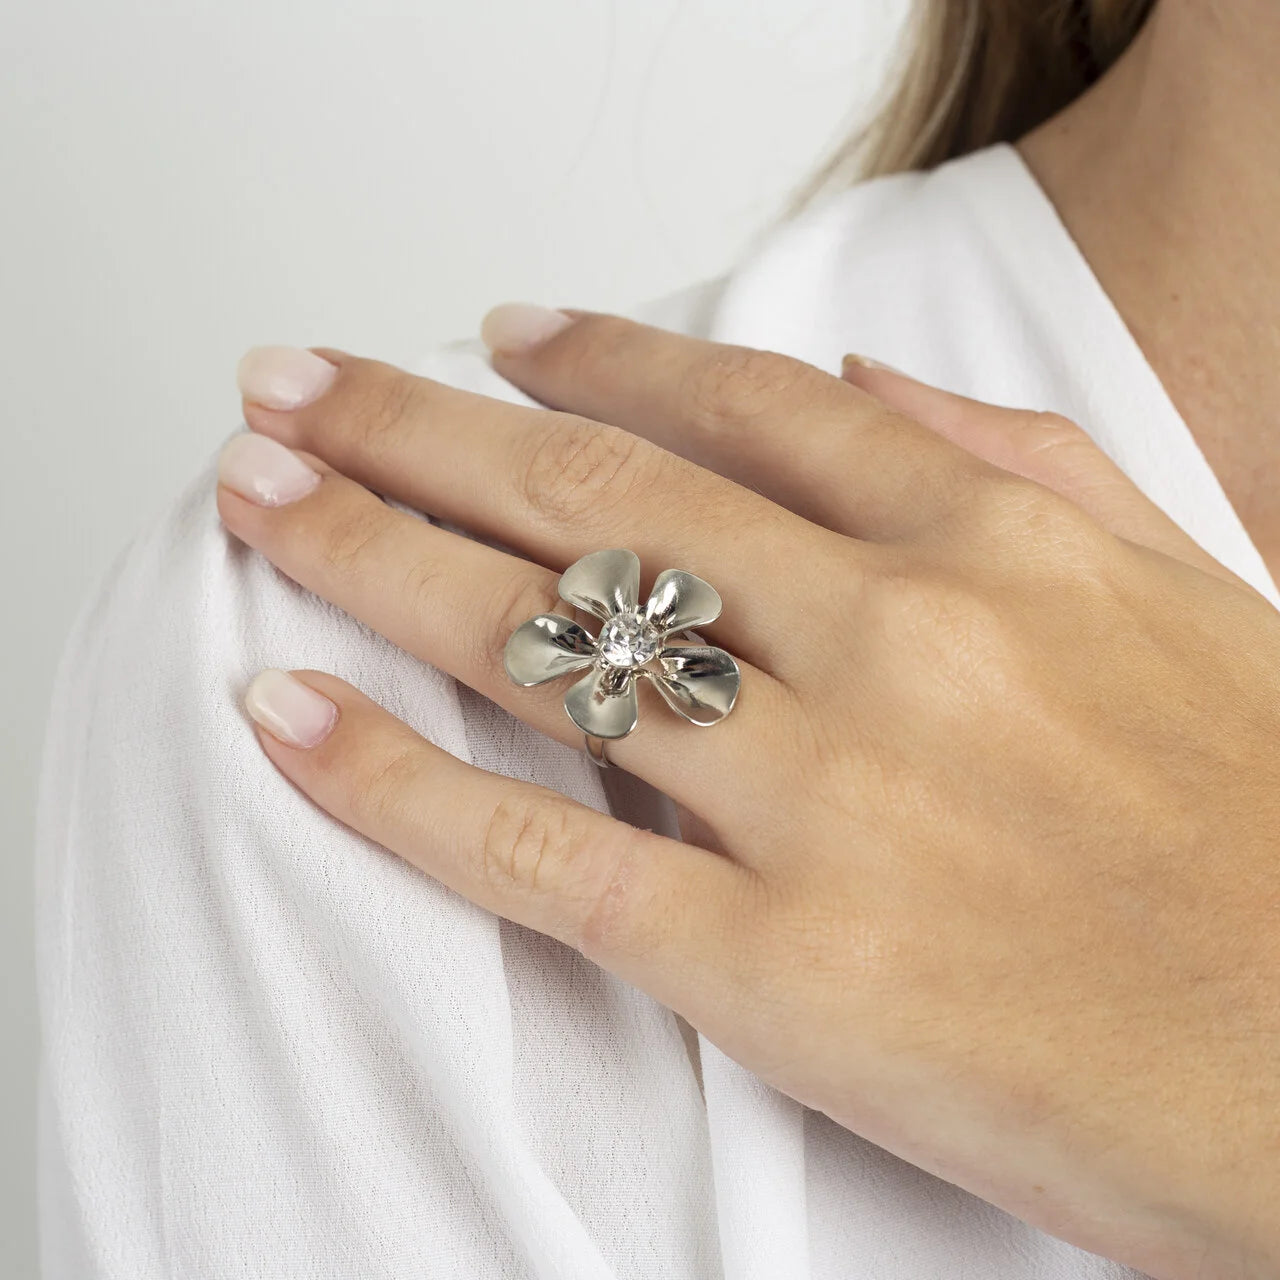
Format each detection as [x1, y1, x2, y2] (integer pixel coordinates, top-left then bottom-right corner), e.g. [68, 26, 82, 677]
[841, 353, 905, 376]
[244, 669, 338, 748]
[218, 432, 320, 507]
[237, 345, 337, 409]
[480, 303, 574, 355]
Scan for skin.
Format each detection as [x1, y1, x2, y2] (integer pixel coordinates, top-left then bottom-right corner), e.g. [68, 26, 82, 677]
[1019, 0, 1280, 576]
[215, 5, 1280, 1276]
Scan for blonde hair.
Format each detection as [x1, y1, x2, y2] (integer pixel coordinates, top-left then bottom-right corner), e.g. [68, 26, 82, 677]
[802, 0, 1155, 195]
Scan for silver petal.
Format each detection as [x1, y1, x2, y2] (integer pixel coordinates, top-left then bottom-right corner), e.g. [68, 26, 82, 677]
[643, 569, 722, 637]
[504, 614, 597, 686]
[558, 549, 640, 623]
[563, 665, 639, 739]
[646, 645, 740, 726]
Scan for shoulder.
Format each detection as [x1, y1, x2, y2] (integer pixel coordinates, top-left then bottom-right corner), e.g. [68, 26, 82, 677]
[703, 144, 1041, 373]
[68, 278, 726, 643]
[38, 278, 728, 842]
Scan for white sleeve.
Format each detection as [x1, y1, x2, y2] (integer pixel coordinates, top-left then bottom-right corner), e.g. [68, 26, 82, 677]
[33, 337, 720, 1280]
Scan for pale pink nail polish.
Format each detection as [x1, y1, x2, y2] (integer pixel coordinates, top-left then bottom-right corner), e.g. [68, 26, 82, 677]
[218, 432, 320, 507]
[244, 669, 338, 748]
[841, 352, 906, 376]
[237, 345, 337, 409]
[480, 303, 574, 355]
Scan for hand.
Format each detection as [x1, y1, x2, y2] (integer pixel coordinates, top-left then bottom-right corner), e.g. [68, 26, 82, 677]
[217, 309, 1280, 1280]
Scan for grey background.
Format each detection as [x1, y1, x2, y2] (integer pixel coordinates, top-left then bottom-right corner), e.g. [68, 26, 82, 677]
[1, 1, 904, 1272]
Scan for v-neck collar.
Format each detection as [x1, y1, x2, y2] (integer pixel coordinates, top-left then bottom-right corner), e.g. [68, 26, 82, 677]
[967, 144, 1280, 605]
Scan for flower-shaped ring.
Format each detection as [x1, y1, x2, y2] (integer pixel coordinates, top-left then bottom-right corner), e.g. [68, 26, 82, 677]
[503, 549, 741, 766]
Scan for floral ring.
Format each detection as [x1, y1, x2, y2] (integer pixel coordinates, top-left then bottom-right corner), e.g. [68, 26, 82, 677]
[503, 549, 742, 768]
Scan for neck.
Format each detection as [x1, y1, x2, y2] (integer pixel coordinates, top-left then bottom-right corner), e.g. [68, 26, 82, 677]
[1018, 1, 1280, 575]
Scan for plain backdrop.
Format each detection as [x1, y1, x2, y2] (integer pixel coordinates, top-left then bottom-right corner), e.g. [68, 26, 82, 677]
[1, 1, 906, 1272]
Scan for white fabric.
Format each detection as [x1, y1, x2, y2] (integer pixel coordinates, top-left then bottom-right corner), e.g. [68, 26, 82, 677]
[35, 142, 1276, 1280]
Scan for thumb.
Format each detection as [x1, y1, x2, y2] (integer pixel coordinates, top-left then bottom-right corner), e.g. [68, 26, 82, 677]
[841, 355, 1239, 585]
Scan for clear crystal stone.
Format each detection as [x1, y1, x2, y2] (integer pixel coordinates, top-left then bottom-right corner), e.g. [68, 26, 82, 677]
[598, 610, 661, 668]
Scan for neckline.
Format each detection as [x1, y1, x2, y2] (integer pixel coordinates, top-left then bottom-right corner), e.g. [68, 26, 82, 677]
[955, 143, 1280, 604]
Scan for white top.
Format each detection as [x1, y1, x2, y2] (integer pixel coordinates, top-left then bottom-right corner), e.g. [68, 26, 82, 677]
[36, 142, 1274, 1280]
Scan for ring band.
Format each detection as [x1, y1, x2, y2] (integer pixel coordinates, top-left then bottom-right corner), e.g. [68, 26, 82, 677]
[502, 548, 742, 769]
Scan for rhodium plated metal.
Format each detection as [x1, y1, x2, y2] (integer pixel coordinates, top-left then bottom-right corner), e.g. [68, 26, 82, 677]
[503, 549, 741, 764]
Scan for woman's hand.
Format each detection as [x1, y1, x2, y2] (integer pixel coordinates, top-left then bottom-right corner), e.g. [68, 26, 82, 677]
[218, 307, 1280, 1280]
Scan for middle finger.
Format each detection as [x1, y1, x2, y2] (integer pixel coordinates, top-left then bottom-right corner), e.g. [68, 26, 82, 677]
[238, 346, 835, 671]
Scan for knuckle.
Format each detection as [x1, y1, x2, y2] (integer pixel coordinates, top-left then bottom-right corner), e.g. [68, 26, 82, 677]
[945, 462, 1085, 551]
[1023, 410, 1085, 447]
[478, 793, 574, 905]
[865, 556, 1019, 693]
[480, 569, 564, 677]
[962, 470, 1056, 537]
[575, 831, 655, 960]
[942, 471, 1109, 588]
[684, 347, 814, 435]
[1009, 410, 1092, 473]
[400, 548, 451, 618]
[342, 362, 423, 454]
[347, 738, 421, 830]
[317, 500, 392, 575]
[478, 792, 645, 957]
[519, 414, 658, 527]
[982, 468, 1105, 552]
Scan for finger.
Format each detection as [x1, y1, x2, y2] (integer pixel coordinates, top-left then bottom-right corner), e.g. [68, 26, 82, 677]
[840, 356, 1242, 584]
[243, 667, 753, 1012]
[481, 305, 995, 541]
[215, 432, 795, 830]
[236, 344, 826, 663]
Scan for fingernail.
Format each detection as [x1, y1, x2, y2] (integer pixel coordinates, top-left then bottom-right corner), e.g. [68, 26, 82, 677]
[480, 303, 574, 355]
[237, 345, 337, 410]
[218, 432, 320, 507]
[841, 353, 906, 376]
[244, 669, 338, 748]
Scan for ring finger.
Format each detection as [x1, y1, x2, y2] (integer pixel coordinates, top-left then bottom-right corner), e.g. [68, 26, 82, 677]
[215, 432, 795, 830]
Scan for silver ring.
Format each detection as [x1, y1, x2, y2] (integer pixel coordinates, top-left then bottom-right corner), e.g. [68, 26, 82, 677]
[503, 549, 742, 767]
